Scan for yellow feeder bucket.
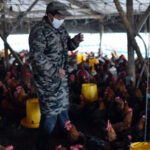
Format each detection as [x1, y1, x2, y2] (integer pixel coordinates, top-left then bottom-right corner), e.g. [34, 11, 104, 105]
[81, 83, 98, 102]
[21, 98, 41, 128]
[130, 142, 150, 150]
[89, 58, 98, 73]
[77, 54, 83, 64]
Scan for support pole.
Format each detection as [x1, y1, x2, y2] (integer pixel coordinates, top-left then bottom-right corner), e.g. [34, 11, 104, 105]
[1, 1, 9, 70]
[127, 0, 135, 87]
[8, 0, 39, 36]
[0, 0, 39, 66]
[99, 20, 104, 54]
[114, 0, 144, 64]
[0, 33, 23, 65]
[135, 5, 150, 35]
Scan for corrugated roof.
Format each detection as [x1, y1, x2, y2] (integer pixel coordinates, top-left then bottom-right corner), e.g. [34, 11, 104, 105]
[1, 0, 150, 21]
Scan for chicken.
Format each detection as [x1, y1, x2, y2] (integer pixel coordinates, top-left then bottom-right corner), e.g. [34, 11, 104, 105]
[8, 77, 20, 90]
[104, 87, 115, 102]
[123, 108, 133, 129]
[138, 115, 146, 131]
[124, 100, 129, 114]
[115, 79, 127, 96]
[115, 96, 124, 111]
[5, 72, 11, 81]
[106, 120, 117, 142]
[135, 88, 143, 102]
[23, 72, 31, 86]
[112, 122, 125, 133]
[70, 144, 86, 150]
[14, 86, 28, 103]
[27, 83, 36, 98]
[0, 145, 13, 150]
[65, 120, 84, 143]
[99, 97, 105, 111]
[55, 145, 67, 150]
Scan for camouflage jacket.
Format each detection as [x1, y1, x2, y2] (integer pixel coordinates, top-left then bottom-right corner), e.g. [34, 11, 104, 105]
[29, 18, 79, 117]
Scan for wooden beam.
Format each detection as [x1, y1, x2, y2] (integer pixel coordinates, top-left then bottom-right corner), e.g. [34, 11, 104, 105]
[0, 33, 23, 65]
[1, 1, 9, 69]
[127, 0, 135, 87]
[66, 0, 103, 15]
[135, 4, 150, 35]
[114, 0, 144, 63]
[65, 15, 104, 20]
[8, 0, 40, 35]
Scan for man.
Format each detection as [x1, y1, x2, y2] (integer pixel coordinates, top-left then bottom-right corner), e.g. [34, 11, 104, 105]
[29, 1, 83, 149]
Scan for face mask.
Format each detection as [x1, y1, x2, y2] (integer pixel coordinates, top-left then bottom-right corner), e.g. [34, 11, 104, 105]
[52, 17, 64, 29]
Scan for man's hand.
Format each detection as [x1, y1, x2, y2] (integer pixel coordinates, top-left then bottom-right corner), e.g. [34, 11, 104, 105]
[59, 68, 65, 78]
[74, 33, 84, 44]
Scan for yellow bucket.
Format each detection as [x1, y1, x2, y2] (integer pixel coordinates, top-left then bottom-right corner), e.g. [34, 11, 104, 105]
[77, 54, 83, 64]
[130, 142, 150, 150]
[89, 58, 98, 72]
[21, 98, 41, 128]
[81, 83, 98, 102]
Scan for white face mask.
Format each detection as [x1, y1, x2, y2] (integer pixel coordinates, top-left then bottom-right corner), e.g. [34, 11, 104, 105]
[52, 17, 64, 29]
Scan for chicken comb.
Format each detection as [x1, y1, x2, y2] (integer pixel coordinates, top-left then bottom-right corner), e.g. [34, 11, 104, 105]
[5, 145, 13, 150]
[7, 79, 12, 84]
[55, 145, 62, 150]
[16, 86, 22, 90]
[26, 72, 31, 77]
[128, 108, 133, 112]
[106, 120, 112, 131]
[64, 120, 72, 131]
[70, 144, 83, 150]
[128, 135, 132, 140]
[115, 96, 120, 102]
[142, 115, 146, 119]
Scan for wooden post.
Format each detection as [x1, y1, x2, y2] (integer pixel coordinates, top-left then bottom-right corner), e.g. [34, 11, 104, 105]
[27, 21, 31, 34]
[127, 0, 135, 87]
[114, 0, 144, 64]
[1, 2, 9, 70]
[99, 20, 104, 54]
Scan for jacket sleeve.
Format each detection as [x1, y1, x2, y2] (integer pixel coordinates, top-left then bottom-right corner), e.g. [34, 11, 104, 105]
[67, 37, 79, 51]
[29, 26, 58, 77]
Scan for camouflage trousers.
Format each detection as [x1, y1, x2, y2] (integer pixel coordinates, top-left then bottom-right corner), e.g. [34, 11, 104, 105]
[35, 76, 69, 117]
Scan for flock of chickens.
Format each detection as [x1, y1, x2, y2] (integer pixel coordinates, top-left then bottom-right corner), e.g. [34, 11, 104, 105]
[0, 51, 149, 150]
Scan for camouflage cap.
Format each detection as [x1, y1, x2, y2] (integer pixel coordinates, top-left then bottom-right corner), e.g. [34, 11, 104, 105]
[46, 1, 67, 16]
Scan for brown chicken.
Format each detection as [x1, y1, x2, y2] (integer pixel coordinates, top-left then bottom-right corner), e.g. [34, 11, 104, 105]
[5, 72, 11, 81]
[115, 96, 124, 111]
[124, 100, 129, 114]
[135, 88, 143, 102]
[112, 122, 125, 133]
[23, 72, 31, 86]
[8, 77, 20, 90]
[104, 87, 115, 102]
[14, 86, 28, 103]
[65, 120, 83, 143]
[138, 115, 146, 131]
[106, 120, 117, 142]
[99, 97, 105, 110]
[123, 108, 133, 129]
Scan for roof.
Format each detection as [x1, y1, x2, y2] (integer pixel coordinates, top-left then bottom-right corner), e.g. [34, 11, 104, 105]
[0, 0, 149, 33]
[1, 0, 150, 21]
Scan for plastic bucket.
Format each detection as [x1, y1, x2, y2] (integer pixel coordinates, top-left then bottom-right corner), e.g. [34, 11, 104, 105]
[130, 142, 150, 150]
[81, 83, 98, 102]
